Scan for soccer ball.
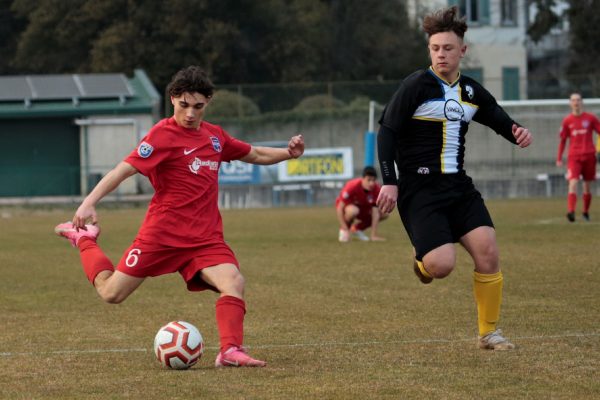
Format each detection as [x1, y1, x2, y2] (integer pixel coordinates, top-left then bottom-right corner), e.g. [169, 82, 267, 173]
[154, 321, 204, 369]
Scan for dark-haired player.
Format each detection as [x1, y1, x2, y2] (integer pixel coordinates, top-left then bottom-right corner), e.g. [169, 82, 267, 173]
[376, 7, 532, 350]
[55, 66, 304, 367]
[556, 92, 600, 222]
[336, 166, 388, 242]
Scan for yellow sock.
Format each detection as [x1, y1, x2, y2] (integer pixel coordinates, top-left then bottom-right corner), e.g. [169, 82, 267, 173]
[416, 259, 432, 279]
[473, 271, 503, 336]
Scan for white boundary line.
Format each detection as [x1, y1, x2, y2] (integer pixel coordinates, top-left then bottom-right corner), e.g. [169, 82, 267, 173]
[1, 332, 598, 358]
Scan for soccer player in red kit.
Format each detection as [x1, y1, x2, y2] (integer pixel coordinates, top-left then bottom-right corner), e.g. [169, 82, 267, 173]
[336, 166, 388, 242]
[556, 92, 600, 222]
[55, 66, 304, 367]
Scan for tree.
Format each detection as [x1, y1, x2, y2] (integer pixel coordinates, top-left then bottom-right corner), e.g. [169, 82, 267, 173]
[564, 0, 600, 94]
[527, 0, 600, 95]
[326, 0, 427, 81]
[4, 0, 427, 92]
[526, 0, 560, 43]
[0, 0, 27, 74]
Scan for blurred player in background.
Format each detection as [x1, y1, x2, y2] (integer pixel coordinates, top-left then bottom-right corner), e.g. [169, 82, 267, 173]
[556, 92, 600, 222]
[336, 166, 388, 242]
[376, 7, 532, 350]
[55, 66, 304, 368]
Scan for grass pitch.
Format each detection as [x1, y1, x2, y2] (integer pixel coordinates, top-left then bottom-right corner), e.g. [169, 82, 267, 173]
[0, 198, 598, 399]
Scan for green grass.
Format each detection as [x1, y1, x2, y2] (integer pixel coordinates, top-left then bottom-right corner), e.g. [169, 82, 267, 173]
[0, 199, 598, 399]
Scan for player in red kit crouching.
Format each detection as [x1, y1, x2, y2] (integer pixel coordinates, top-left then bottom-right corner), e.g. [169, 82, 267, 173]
[55, 66, 304, 367]
[336, 166, 388, 242]
[556, 93, 600, 222]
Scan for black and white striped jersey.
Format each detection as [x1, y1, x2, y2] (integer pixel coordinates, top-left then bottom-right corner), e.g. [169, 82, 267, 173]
[378, 67, 517, 182]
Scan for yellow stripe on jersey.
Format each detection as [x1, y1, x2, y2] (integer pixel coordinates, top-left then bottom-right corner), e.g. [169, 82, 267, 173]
[412, 116, 450, 172]
[440, 120, 447, 172]
[412, 116, 444, 122]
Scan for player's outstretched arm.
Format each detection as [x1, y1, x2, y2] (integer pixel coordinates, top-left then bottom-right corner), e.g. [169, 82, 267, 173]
[241, 134, 304, 165]
[512, 124, 532, 148]
[73, 161, 138, 228]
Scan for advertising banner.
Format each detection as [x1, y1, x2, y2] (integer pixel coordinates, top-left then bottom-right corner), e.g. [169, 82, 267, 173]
[278, 147, 353, 182]
[219, 160, 261, 184]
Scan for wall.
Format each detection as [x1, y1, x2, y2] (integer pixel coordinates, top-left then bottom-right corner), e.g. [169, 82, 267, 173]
[79, 114, 155, 195]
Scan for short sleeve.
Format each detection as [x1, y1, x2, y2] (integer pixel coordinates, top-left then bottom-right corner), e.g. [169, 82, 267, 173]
[220, 129, 251, 162]
[124, 126, 171, 176]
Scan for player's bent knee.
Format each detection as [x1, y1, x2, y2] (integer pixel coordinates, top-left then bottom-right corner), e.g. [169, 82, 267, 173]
[97, 288, 128, 304]
[429, 262, 454, 279]
[222, 272, 245, 296]
[96, 282, 134, 304]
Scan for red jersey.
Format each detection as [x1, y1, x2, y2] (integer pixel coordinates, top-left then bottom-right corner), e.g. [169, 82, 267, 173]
[125, 117, 251, 247]
[557, 112, 600, 160]
[336, 178, 380, 212]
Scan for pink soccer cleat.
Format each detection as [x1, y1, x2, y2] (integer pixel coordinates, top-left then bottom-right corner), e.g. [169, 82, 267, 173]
[54, 222, 100, 247]
[215, 346, 266, 368]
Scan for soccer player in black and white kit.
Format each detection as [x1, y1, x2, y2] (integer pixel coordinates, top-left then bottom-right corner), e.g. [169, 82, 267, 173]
[376, 6, 532, 350]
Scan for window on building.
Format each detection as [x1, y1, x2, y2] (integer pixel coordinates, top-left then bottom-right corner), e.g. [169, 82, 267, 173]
[501, 0, 518, 26]
[502, 67, 520, 100]
[462, 68, 483, 84]
[448, 0, 490, 25]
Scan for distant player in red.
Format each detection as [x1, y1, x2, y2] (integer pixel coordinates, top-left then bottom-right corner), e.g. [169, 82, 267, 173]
[55, 66, 305, 368]
[336, 166, 388, 242]
[556, 92, 600, 222]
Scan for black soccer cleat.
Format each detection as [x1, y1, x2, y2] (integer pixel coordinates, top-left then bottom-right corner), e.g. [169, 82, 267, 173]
[566, 212, 575, 222]
[413, 259, 433, 284]
[582, 212, 590, 222]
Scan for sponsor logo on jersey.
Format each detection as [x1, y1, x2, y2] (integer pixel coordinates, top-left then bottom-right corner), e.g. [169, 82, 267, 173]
[444, 99, 464, 121]
[189, 157, 219, 174]
[138, 141, 154, 158]
[210, 137, 222, 152]
[465, 85, 474, 100]
[417, 167, 430, 174]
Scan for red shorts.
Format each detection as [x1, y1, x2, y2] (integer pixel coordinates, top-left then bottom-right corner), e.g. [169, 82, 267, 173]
[336, 200, 373, 230]
[116, 239, 239, 291]
[567, 154, 597, 181]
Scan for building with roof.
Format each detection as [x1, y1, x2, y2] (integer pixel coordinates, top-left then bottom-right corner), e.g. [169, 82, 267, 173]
[406, 0, 528, 100]
[0, 70, 160, 197]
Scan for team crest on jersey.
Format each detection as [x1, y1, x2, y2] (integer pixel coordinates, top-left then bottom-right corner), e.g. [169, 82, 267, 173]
[210, 136, 222, 152]
[465, 85, 474, 100]
[417, 167, 430, 175]
[583, 120, 590, 129]
[444, 99, 464, 121]
[138, 141, 154, 158]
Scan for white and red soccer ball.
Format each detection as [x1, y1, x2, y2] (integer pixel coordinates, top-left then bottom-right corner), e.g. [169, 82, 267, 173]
[154, 321, 204, 369]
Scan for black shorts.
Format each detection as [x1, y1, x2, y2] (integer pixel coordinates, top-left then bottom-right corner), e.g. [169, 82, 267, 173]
[398, 172, 494, 260]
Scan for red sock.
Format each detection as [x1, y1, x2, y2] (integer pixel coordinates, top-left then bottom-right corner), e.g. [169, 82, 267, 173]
[215, 295, 246, 353]
[568, 193, 577, 213]
[78, 237, 114, 285]
[583, 193, 592, 213]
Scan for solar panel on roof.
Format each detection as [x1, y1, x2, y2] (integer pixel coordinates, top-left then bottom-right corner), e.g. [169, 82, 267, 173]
[77, 74, 134, 98]
[29, 75, 81, 100]
[0, 73, 135, 102]
[0, 77, 32, 101]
